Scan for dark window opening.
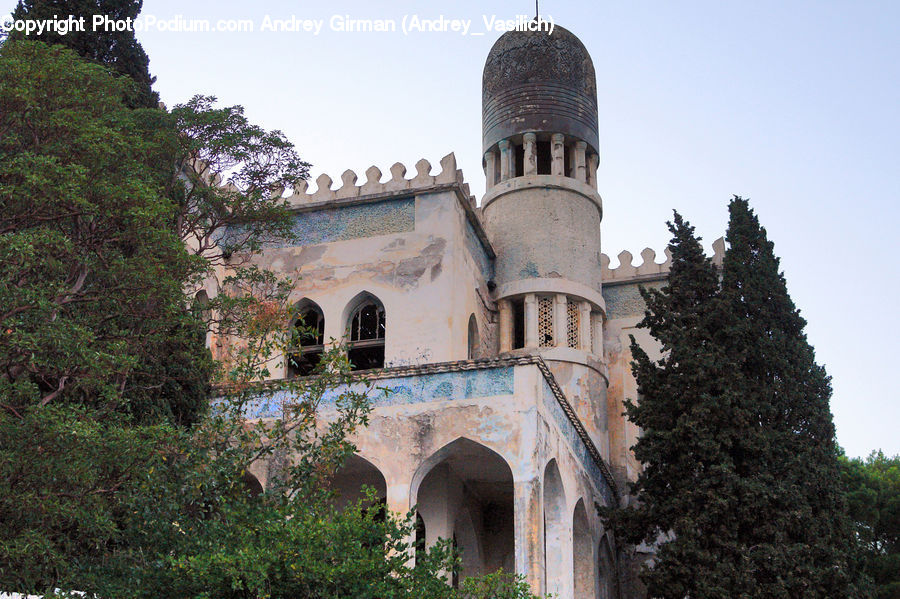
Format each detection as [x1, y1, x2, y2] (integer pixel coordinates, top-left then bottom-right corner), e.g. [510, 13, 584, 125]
[289, 308, 325, 377]
[451, 533, 459, 589]
[348, 302, 385, 370]
[537, 141, 552, 174]
[564, 144, 572, 178]
[415, 513, 427, 557]
[514, 143, 524, 177]
[512, 298, 525, 350]
[467, 314, 479, 360]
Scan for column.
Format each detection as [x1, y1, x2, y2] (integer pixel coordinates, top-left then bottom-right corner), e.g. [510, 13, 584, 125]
[554, 294, 567, 348]
[551, 133, 565, 176]
[484, 149, 497, 190]
[574, 141, 587, 183]
[524, 294, 538, 348]
[514, 477, 544, 595]
[499, 299, 512, 353]
[523, 132, 537, 176]
[592, 312, 604, 358]
[587, 152, 599, 189]
[578, 301, 591, 352]
[499, 139, 511, 181]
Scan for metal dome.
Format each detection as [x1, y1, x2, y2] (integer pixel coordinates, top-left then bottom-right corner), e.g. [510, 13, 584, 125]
[482, 25, 599, 154]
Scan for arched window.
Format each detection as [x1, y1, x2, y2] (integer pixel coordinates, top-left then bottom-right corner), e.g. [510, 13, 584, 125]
[467, 314, 480, 360]
[288, 303, 325, 377]
[348, 299, 385, 371]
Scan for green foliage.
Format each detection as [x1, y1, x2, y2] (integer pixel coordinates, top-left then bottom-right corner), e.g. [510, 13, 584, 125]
[605, 199, 865, 597]
[455, 569, 539, 599]
[11, 0, 159, 108]
[842, 451, 900, 599]
[0, 39, 535, 599]
[0, 40, 197, 417]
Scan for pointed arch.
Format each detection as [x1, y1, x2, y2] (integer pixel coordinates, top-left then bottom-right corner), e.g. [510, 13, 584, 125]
[343, 291, 386, 370]
[411, 438, 515, 576]
[288, 298, 325, 377]
[543, 459, 568, 596]
[598, 534, 616, 599]
[573, 498, 595, 599]
[330, 453, 387, 511]
[467, 313, 480, 360]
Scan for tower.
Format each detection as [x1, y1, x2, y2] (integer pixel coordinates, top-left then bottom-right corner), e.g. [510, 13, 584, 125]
[482, 26, 606, 374]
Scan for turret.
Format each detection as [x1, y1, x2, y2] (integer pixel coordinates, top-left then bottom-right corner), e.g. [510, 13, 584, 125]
[481, 25, 605, 358]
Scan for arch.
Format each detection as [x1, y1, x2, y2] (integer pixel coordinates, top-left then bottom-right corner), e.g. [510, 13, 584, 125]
[597, 534, 616, 599]
[343, 291, 386, 371]
[288, 299, 325, 377]
[330, 453, 387, 511]
[543, 459, 567, 596]
[573, 498, 595, 599]
[193, 290, 213, 348]
[467, 314, 480, 360]
[241, 470, 264, 497]
[411, 438, 515, 579]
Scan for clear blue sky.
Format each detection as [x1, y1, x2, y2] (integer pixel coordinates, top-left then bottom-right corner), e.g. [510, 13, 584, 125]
[6, 1, 897, 457]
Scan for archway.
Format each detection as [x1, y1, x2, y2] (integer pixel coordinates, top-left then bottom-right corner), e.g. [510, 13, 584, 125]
[330, 454, 387, 511]
[573, 498, 595, 598]
[543, 459, 567, 596]
[413, 438, 515, 581]
[598, 535, 616, 599]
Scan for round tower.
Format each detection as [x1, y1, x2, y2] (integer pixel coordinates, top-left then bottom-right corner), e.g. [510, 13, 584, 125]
[481, 25, 605, 357]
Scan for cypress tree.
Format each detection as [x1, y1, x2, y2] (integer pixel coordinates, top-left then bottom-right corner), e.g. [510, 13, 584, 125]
[608, 200, 866, 598]
[616, 213, 754, 597]
[11, 0, 158, 108]
[719, 196, 863, 597]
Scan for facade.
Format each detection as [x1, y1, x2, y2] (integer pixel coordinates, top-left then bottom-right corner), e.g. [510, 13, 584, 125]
[202, 25, 723, 599]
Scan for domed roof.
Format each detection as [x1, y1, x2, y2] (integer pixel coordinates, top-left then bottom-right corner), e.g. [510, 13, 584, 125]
[482, 25, 599, 153]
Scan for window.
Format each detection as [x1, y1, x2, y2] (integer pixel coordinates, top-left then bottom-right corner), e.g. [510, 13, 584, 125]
[512, 298, 525, 350]
[467, 314, 480, 360]
[288, 304, 325, 377]
[514, 143, 524, 177]
[566, 299, 580, 349]
[538, 296, 554, 347]
[536, 141, 552, 175]
[348, 300, 385, 370]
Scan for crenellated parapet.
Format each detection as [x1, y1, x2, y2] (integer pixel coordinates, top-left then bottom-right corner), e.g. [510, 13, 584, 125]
[286, 152, 477, 208]
[601, 237, 725, 284]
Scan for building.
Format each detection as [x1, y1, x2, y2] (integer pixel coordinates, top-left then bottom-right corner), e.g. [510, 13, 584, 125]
[201, 24, 724, 599]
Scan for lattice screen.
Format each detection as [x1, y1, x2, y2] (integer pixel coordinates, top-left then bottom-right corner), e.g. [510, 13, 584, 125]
[538, 296, 554, 347]
[566, 300, 580, 349]
[590, 313, 597, 355]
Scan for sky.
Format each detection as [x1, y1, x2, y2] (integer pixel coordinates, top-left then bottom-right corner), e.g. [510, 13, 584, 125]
[5, 1, 897, 457]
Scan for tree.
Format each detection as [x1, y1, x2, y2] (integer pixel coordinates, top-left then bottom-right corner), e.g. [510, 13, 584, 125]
[0, 40, 196, 417]
[10, 0, 159, 108]
[607, 212, 752, 597]
[605, 200, 865, 597]
[842, 451, 900, 598]
[720, 197, 862, 596]
[0, 41, 538, 599]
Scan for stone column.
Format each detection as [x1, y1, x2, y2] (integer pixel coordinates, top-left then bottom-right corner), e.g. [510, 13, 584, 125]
[499, 139, 511, 182]
[587, 152, 599, 189]
[574, 141, 587, 183]
[554, 294, 567, 348]
[523, 132, 537, 176]
[524, 294, 538, 348]
[484, 149, 497, 190]
[551, 133, 565, 176]
[499, 299, 512, 353]
[592, 312, 604, 358]
[514, 476, 544, 595]
[578, 301, 591, 352]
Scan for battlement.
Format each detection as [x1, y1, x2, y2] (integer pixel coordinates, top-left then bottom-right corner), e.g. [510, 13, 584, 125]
[601, 237, 725, 284]
[287, 152, 477, 208]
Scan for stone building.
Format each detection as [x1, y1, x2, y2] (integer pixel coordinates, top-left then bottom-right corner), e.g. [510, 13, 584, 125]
[201, 24, 723, 599]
